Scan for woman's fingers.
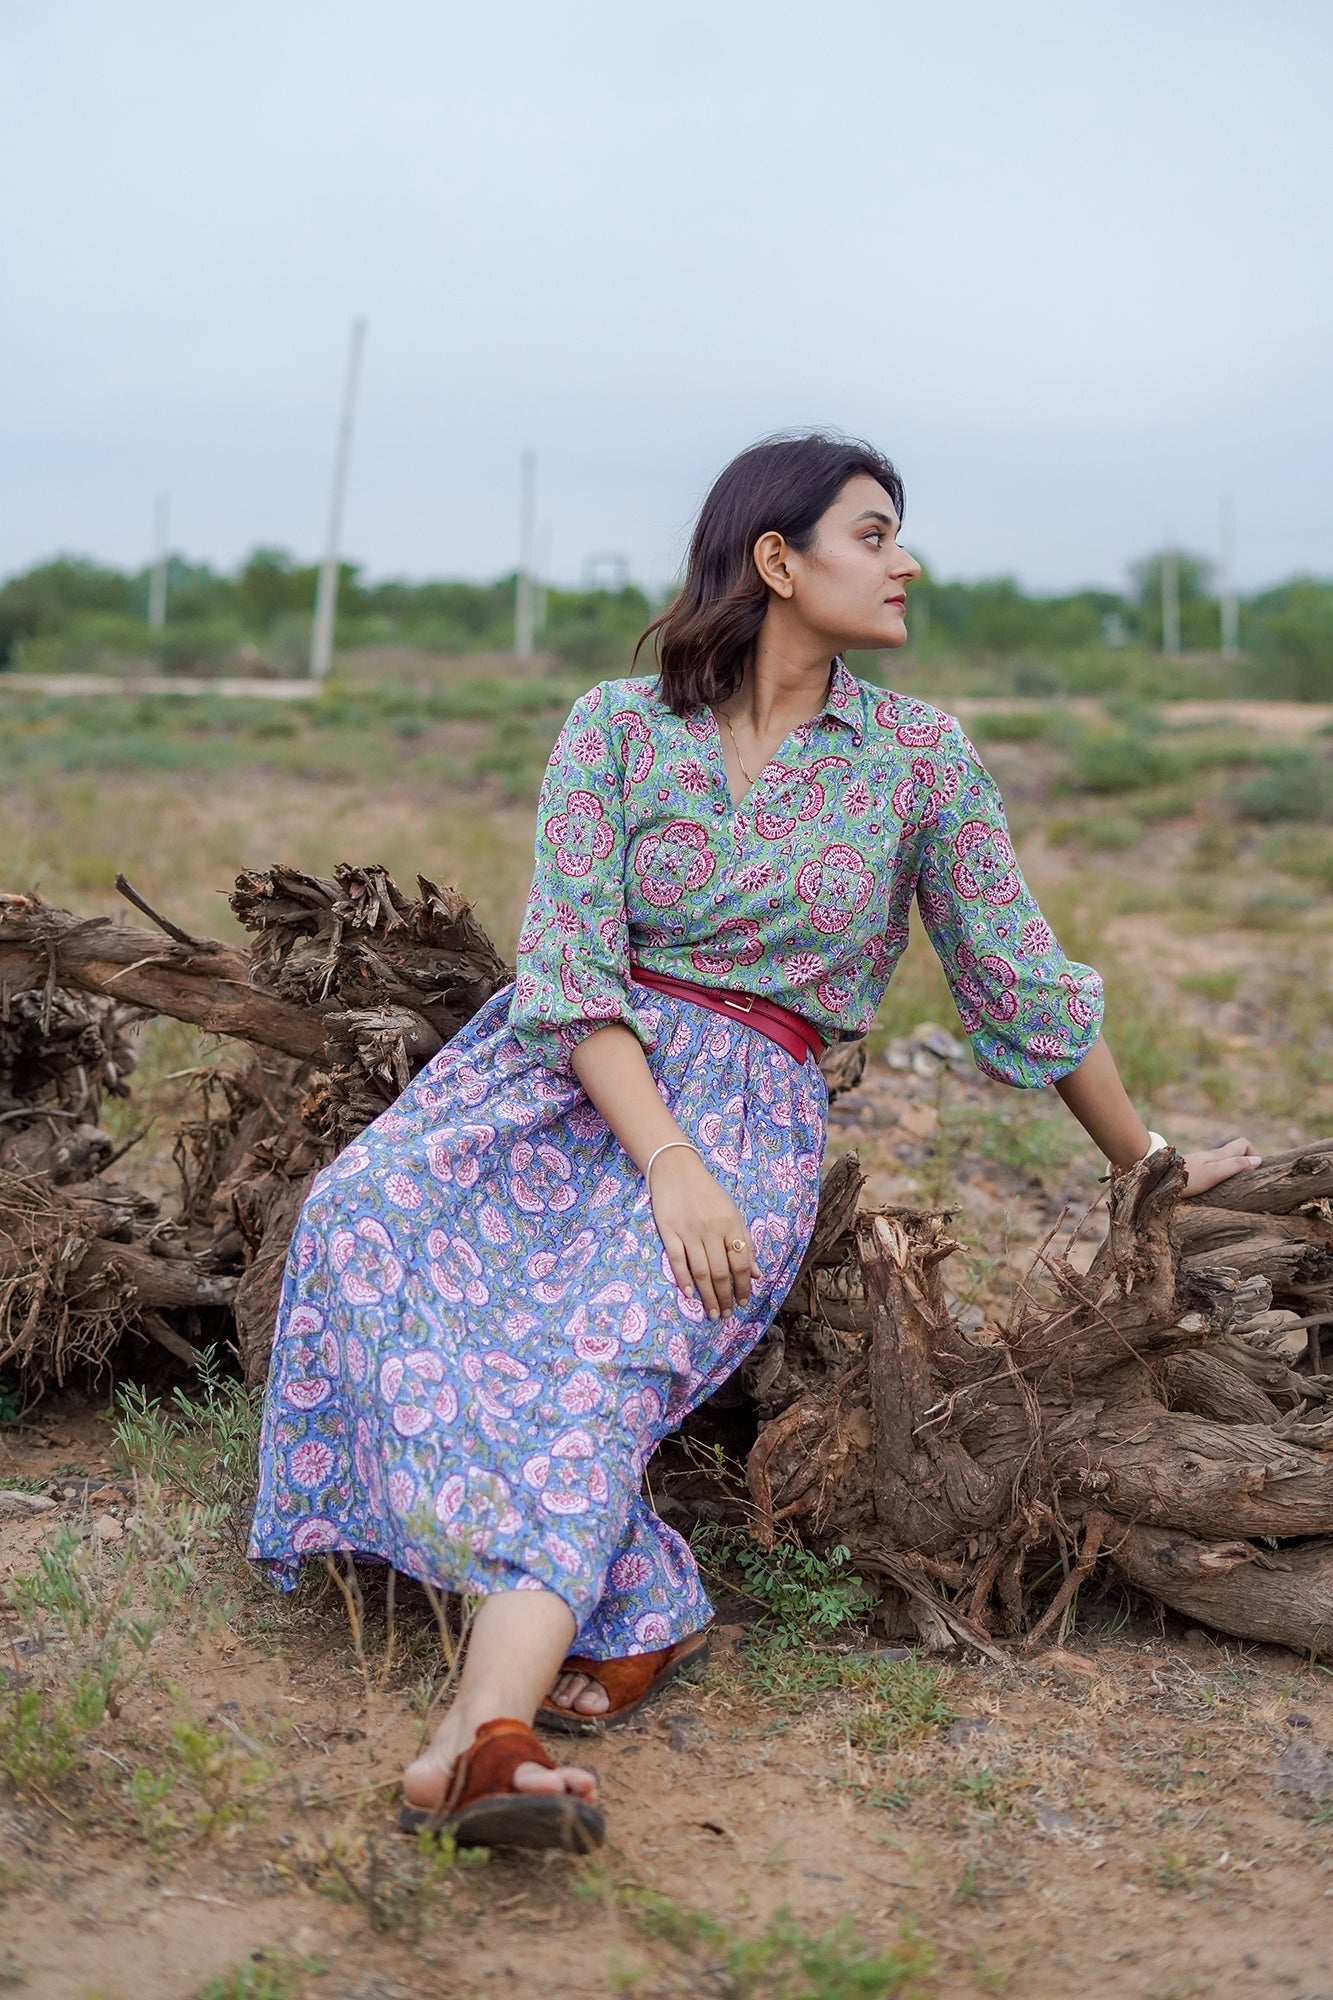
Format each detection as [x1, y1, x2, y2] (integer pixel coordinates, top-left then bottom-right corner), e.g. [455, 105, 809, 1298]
[662, 1233, 697, 1301]
[684, 1240, 724, 1320]
[1182, 1139, 1262, 1196]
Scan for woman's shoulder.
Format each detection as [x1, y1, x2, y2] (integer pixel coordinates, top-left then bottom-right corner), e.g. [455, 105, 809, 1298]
[855, 679, 969, 754]
[564, 674, 668, 728]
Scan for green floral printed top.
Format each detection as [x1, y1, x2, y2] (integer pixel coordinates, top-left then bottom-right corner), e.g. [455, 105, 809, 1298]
[509, 659, 1103, 1085]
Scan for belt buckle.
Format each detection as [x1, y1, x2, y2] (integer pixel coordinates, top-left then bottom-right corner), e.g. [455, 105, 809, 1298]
[722, 993, 755, 1015]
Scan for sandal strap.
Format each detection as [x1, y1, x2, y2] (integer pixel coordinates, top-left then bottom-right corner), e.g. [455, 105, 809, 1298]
[443, 1717, 557, 1815]
[556, 1638, 691, 1717]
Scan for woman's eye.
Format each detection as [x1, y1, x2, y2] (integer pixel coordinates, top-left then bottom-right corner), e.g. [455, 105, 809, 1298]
[864, 531, 883, 548]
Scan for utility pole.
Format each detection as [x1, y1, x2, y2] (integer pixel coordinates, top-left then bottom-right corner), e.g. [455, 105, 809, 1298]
[1219, 497, 1240, 660]
[1161, 539, 1181, 657]
[514, 450, 537, 659]
[148, 494, 169, 630]
[309, 317, 367, 681]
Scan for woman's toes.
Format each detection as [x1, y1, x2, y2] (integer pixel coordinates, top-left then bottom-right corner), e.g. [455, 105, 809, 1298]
[512, 1759, 598, 1802]
[402, 1740, 454, 1811]
[573, 1676, 610, 1715]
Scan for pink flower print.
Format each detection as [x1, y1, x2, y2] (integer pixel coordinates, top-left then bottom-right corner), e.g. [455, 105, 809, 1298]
[330, 1218, 405, 1306]
[589, 1173, 621, 1210]
[392, 1404, 433, 1438]
[668, 1332, 692, 1371]
[509, 1138, 578, 1216]
[634, 1613, 673, 1648]
[432, 1383, 459, 1423]
[326, 1142, 372, 1182]
[283, 1378, 332, 1412]
[675, 756, 710, 795]
[753, 805, 796, 839]
[1029, 1031, 1067, 1060]
[543, 1533, 584, 1570]
[478, 1201, 513, 1246]
[843, 776, 872, 817]
[541, 1490, 591, 1516]
[381, 1172, 423, 1212]
[689, 917, 764, 979]
[587, 1463, 609, 1504]
[795, 843, 874, 936]
[632, 821, 716, 908]
[387, 1469, 416, 1515]
[286, 1304, 323, 1344]
[610, 1552, 654, 1591]
[590, 1281, 633, 1305]
[522, 1452, 551, 1491]
[434, 1474, 465, 1522]
[558, 1369, 604, 1415]
[291, 1517, 341, 1553]
[734, 858, 775, 892]
[816, 978, 851, 1013]
[696, 1111, 725, 1150]
[288, 1439, 336, 1490]
[895, 717, 943, 749]
[664, 1018, 693, 1059]
[545, 789, 616, 879]
[574, 1329, 620, 1361]
[1021, 916, 1053, 956]
[612, 708, 657, 783]
[460, 1353, 484, 1384]
[951, 819, 1021, 906]
[783, 950, 824, 986]
[552, 1427, 594, 1459]
[426, 1233, 489, 1307]
[513, 970, 537, 1004]
[405, 1349, 445, 1384]
[571, 724, 607, 768]
[345, 1334, 368, 1384]
[1060, 971, 1098, 1028]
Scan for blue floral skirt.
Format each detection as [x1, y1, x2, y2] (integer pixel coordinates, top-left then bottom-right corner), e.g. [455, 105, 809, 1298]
[246, 979, 826, 1657]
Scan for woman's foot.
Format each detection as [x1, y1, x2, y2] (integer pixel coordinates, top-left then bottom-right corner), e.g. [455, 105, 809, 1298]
[545, 1670, 611, 1718]
[402, 1699, 598, 1814]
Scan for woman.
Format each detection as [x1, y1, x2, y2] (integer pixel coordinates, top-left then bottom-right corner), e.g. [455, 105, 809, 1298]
[248, 434, 1259, 1853]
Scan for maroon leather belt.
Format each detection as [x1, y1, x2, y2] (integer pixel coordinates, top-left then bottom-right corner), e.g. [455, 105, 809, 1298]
[629, 962, 827, 1068]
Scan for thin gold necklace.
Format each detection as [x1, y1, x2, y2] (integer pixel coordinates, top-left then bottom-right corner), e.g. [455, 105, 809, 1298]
[718, 706, 756, 786]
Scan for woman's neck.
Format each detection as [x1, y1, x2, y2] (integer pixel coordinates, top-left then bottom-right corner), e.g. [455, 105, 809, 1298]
[724, 622, 836, 737]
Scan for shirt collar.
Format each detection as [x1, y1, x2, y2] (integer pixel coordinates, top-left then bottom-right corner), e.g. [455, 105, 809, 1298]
[815, 657, 866, 746]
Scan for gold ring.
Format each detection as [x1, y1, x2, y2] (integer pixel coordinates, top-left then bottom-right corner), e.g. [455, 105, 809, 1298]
[727, 1236, 748, 1255]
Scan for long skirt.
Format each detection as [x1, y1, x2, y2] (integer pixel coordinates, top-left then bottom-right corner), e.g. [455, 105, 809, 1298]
[246, 978, 827, 1657]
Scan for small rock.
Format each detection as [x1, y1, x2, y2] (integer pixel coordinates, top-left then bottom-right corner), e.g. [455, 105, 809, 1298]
[708, 1623, 748, 1657]
[1286, 1713, 1314, 1731]
[91, 1514, 124, 1542]
[948, 1716, 997, 1746]
[897, 1101, 939, 1142]
[1273, 1737, 1333, 1818]
[1034, 1805, 1076, 1834]
[667, 1717, 701, 1753]
[0, 1490, 57, 1517]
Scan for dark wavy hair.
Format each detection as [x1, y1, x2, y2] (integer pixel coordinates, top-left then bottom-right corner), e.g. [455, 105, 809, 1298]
[636, 432, 905, 716]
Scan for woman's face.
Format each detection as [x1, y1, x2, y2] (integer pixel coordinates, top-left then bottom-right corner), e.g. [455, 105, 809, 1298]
[765, 473, 921, 650]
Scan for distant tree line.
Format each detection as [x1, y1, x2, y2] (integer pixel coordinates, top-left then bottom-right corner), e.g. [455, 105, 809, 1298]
[1, 545, 1330, 698]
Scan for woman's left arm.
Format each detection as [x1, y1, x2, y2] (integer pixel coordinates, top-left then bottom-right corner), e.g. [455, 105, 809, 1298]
[911, 714, 1261, 1200]
[1052, 1033, 1261, 1195]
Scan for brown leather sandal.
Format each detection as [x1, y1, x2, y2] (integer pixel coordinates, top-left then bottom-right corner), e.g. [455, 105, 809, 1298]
[535, 1628, 711, 1736]
[398, 1716, 605, 1851]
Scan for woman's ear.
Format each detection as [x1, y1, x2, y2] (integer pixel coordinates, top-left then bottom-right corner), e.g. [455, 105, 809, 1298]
[752, 531, 795, 599]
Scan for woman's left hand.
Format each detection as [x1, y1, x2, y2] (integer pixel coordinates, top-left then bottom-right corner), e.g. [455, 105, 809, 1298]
[1180, 1134, 1262, 1197]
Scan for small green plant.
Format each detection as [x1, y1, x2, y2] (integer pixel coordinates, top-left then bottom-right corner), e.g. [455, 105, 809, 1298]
[1178, 969, 1240, 1003]
[195, 1953, 323, 2000]
[623, 1889, 936, 1998]
[169, 1716, 274, 1838]
[693, 1525, 875, 1636]
[1235, 748, 1333, 824]
[112, 1348, 261, 1523]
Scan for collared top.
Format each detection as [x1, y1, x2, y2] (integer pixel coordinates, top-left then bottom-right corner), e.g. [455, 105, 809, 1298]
[508, 660, 1103, 1088]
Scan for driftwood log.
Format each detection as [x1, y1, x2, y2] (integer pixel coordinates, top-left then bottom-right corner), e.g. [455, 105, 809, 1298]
[2, 869, 1332, 1658]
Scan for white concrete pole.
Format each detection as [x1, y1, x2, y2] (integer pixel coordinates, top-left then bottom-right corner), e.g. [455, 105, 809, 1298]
[1219, 497, 1240, 660]
[515, 450, 536, 659]
[148, 494, 169, 630]
[310, 317, 367, 681]
[1161, 541, 1181, 657]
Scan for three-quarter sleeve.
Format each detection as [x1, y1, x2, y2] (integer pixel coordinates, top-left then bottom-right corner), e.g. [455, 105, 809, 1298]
[912, 718, 1104, 1087]
[507, 685, 654, 1074]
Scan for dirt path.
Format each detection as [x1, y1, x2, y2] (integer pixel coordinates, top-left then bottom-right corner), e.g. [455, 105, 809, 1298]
[3, 1397, 1332, 2000]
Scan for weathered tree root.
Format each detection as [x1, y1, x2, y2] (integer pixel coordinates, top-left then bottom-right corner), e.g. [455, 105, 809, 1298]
[746, 1144, 1333, 1658]
[4, 867, 1333, 1659]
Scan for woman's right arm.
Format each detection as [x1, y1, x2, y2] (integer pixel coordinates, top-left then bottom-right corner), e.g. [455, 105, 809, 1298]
[571, 1024, 759, 1321]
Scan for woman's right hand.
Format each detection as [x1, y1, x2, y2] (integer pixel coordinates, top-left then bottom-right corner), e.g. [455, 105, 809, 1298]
[648, 1147, 760, 1321]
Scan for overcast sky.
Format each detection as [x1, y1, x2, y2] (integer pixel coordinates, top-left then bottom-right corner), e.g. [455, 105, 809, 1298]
[3, 1, 1329, 594]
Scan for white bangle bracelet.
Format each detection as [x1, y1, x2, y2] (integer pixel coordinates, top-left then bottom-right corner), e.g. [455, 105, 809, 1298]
[1142, 1130, 1169, 1159]
[644, 1140, 702, 1188]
